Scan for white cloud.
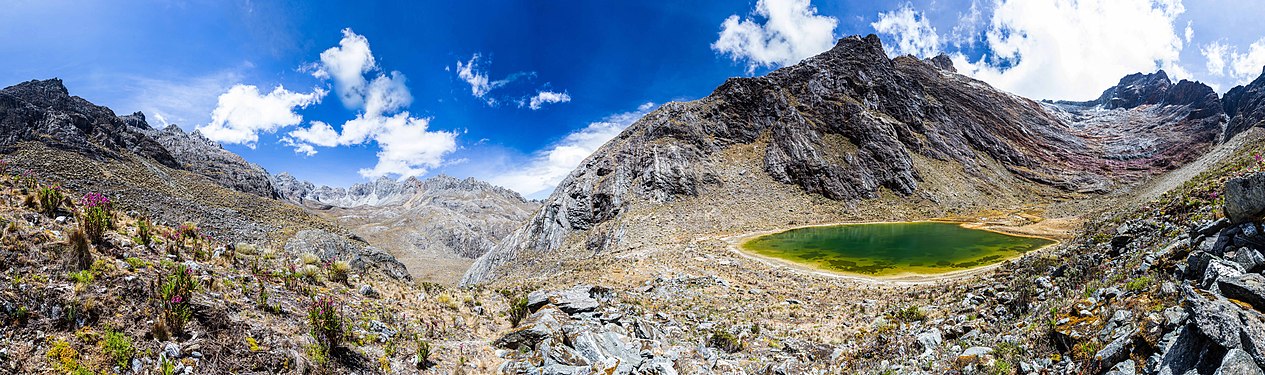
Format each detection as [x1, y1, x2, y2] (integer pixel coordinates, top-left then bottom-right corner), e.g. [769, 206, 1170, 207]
[456, 54, 493, 98]
[1184, 20, 1193, 44]
[1227, 39, 1265, 83]
[949, 1, 984, 48]
[872, 4, 942, 57]
[363, 71, 412, 116]
[279, 29, 457, 177]
[949, 0, 1188, 100]
[354, 113, 458, 178]
[712, 0, 839, 72]
[313, 28, 377, 108]
[453, 54, 544, 107]
[1203, 41, 1229, 77]
[83, 70, 243, 130]
[490, 103, 656, 198]
[197, 84, 325, 147]
[527, 90, 571, 110]
[286, 120, 339, 148]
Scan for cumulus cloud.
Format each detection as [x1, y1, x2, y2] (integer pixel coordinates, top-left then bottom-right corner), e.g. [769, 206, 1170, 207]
[872, 4, 942, 57]
[490, 102, 656, 198]
[527, 90, 571, 110]
[310, 28, 377, 108]
[712, 0, 838, 72]
[197, 84, 325, 147]
[1203, 41, 1230, 77]
[1202, 38, 1265, 84]
[948, 0, 1188, 100]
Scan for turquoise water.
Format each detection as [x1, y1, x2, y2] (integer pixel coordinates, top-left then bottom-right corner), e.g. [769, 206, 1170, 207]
[740, 222, 1053, 276]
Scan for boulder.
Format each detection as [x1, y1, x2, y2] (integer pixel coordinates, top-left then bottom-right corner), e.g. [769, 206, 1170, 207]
[1156, 324, 1227, 375]
[1226, 173, 1265, 225]
[1202, 258, 1246, 292]
[1186, 286, 1245, 349]
[917, 328, 942, 356]
[1105, 359, 1136, 375]
[1188, 251, 1214, 281]
[1094, 329, 1136, 373]
[1219, 274, 1265, 313]
[1236, 248, 1265, 273]
[1216, 348, 1265, 375]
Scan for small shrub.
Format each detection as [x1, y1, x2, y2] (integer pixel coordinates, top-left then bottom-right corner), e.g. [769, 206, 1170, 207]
[46, 339, 90, 375]
[891, 305, 927, 322]
[299, 252, 321, 265]
[708, 329, 744, 353]
[101, 328, 135, 368]
[158, 264, 197, 335]
[68, 270, 93, 286]
[77, 192, 112, 244]
[125, 257, 146, 269]
[307, 296, 344, 358]
[67, 228, 93, 271]
[507, 294, 529, 327]
[327, 260, 351, 284]
[416, 339, 433, 369]
[298, 264, 322, 283]
[134, 217, 154, 247]
[159, 356, 176, 375]
[36, 184, 64, 217]
[1126, 276, 1153, 292]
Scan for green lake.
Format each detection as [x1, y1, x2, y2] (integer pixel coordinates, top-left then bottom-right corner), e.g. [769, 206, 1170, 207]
[740, 222, 1054, 277]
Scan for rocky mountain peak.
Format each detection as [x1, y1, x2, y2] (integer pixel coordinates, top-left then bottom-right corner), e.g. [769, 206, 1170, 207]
[1, 78, 72, 105]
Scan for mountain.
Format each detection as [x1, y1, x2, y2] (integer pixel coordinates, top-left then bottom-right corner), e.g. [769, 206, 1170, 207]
[1045, 70, 1223, 171]
[273, 173, 540, 283]
[0, 78, 408, 279]
[462, 34, 1224, 285]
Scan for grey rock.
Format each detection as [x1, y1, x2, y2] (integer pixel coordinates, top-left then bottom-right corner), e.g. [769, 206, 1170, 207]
[285, 229, 410, 280]
[916, 328, 942, 356]
[1156, 324, 1225, 375]
[1202, 258, 1246, 292]
[961, 346, 994, 358]
[1217, 348, 1265, 375]
[1218, 273, 1265, 312]
[1185, 285, 1244, 349]
[359, 285, 379, 298]
[1095, 329, 1137, 373]
[1106, 359, 1136, 375]
[154, 124, 278, 198]
[162, 342, 180, 359]
[1237, 248, 1265, 273]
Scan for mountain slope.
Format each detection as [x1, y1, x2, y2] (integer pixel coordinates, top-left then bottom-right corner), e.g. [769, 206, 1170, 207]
[463, 35, 1224, 285]
[0, 78, 408, 279]
[273, 174, 539, 283]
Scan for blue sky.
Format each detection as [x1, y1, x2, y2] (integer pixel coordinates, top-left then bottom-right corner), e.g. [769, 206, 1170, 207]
[3, 0, 1264, 198]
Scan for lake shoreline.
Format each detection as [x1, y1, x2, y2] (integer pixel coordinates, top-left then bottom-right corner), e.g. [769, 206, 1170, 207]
[722, 219, 1063, 286]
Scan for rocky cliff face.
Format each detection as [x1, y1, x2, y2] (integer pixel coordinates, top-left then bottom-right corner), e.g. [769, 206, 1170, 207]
[0, 79, 279, 198]
[1223, 68, 1265, 141]
[463, 35, 1226, 285]
[274, 173, 539, 283]
[149, 124, 279, 198]
[0, 79, 178, 168]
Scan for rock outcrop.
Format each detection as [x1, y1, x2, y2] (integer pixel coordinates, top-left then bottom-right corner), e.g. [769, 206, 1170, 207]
[1224, 68, 1265, 141]
[149, 124, 279, 198]
[0, 79, 178, 168]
